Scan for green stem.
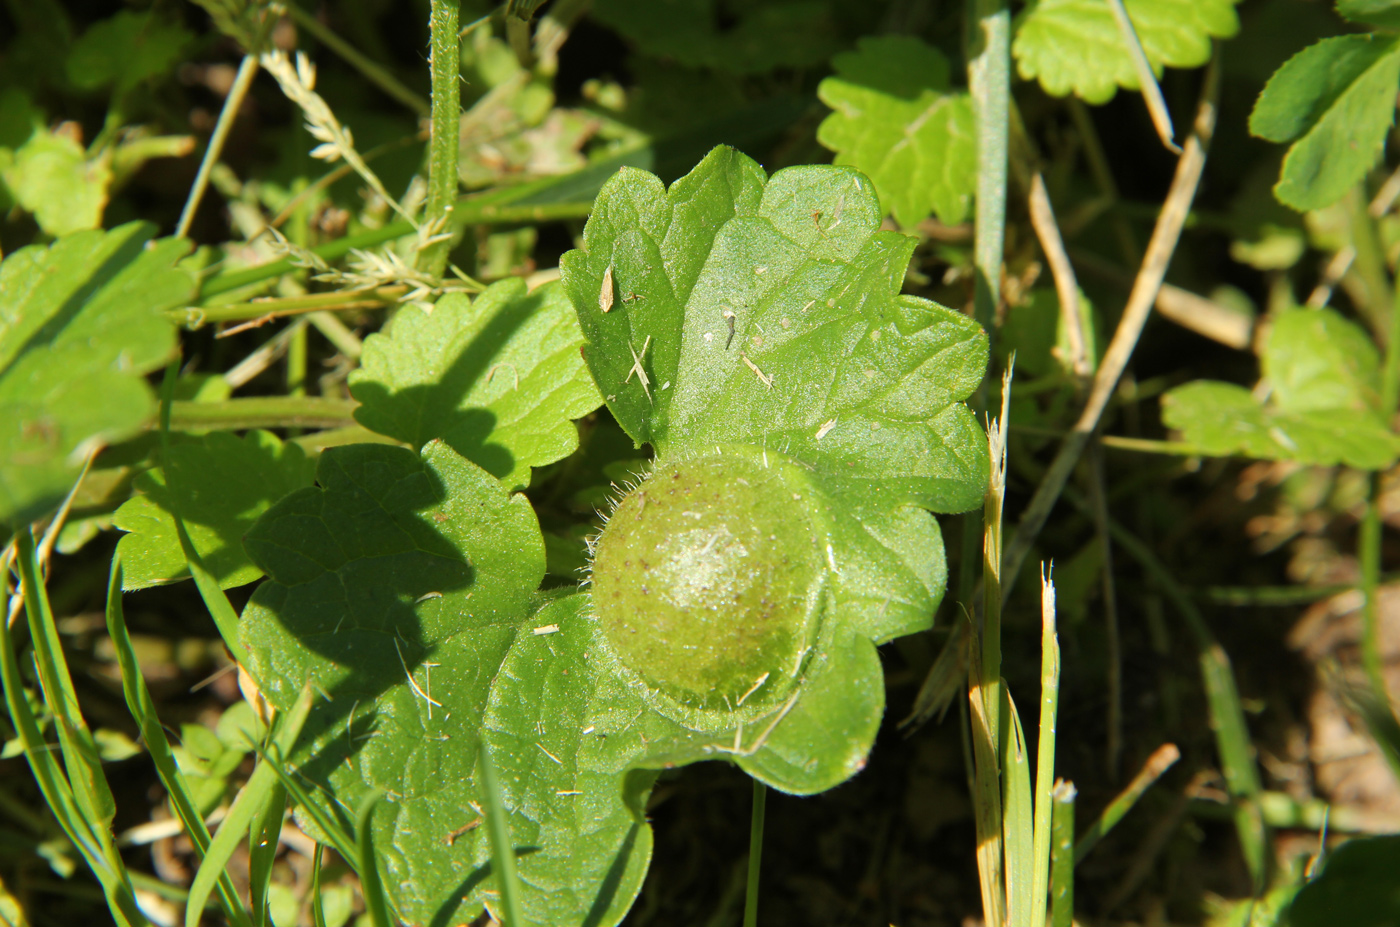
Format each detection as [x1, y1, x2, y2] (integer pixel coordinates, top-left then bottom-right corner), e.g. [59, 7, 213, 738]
[172, 289, 395, 328]
[420, 0, 463, 279]
[743, 779, 767, 927]
[202, 199, 590, 299]
[176, 55, 260, 239]
[285, 4, 429, 115]
[478, 748, 526, 926]
[1348, 186, 1393, 338]
[1360, 473, 1387, 705]
[167, 397, 359, 432]
[968, 0, 1010, 336]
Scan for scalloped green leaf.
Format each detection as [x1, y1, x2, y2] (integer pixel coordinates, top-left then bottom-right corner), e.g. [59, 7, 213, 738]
[0, 222, 190, 532]
[2, 128, 112, 235]
[1250, 34, 1400, 211]
[240, 442, 556, 927]
[1338, 0, 1400, 30]
[66, 10, 191, 92]
[1012, 0, 1242, 104]
[238, 149, 987, 927]
[556, 146, 986, 794]
[816, 35, 976, 227]
[112, 431, 316, 590]
[349, 279, 602, 492]
[1161, 308, 1400, 468]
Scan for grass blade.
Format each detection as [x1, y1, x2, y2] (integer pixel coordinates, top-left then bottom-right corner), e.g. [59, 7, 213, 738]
[248, 780, 288, 926]
[157, 359, 250, 667]
[478, 747, 526, 926]
[743, 779, 767, 927]
[1073, 742, 1180, 864]
[105, 555, 252, 927]
[356, 795, 394, 927]
[1050, 780, 1076, 927]
[5, 535, 145, 927]
[1030, 569, 1061, 927]
[1105, 0, 1179, 153]
[1001, 688, 1033, 927]
[310, 844, 327, 927]
[15, 530, 116, 831]
[185, 686, 314, 927]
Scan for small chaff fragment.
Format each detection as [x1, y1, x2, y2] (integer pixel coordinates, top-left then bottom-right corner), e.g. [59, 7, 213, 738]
[599, 265, 615, 312]
[741, 353, 773, 389]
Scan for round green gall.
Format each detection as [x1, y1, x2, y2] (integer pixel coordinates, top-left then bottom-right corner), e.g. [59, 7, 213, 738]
[590, 448, 827, 714]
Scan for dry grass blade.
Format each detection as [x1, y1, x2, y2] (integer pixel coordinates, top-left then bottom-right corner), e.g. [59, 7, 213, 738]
[1106, 0, 1180, 154]
[1002, 55, 1220, 600]
[1028, 172, 1090, 380]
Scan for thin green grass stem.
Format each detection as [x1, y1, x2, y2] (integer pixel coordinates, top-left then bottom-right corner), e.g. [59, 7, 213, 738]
[106, 556, 252, 927]
[310, 844, 328, 927]
[159, 361, 249, 666]
[419, 0, 463, 279]
[356, 795, 394, 927]
[1075, 494, 1268, 887]
[7, 533, 146, 927]
[1359, 472, 1388, 708]
[1030, 572, 1060, 927]
[479, 748, 526, 926]
[177, 55, 259, 239]
[285, 4, 428, 115]
[1073, 742, 1180, 864]
[743, 779, 767, 927]
[1049, 781, 1076, 927]
[185, 687, 313, 927]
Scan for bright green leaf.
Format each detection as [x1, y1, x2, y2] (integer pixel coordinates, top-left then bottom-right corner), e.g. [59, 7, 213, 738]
[816, 35, 976, 227]
[66, 10, 190, 92]
[1287, 835, 1400, 926]
[113, 431, 317, 590]
[1161, 308, 1400, 468]
[0, 222, 191, 532]
[349, 279, 602, 491]
[241, 442, 552, 927]
[242, 150, 986, 927]
[1250, 34, 1400, 211]
[591, 0, 840, 74]
[2, 129, 111, 236]
[1338, 0, 1400, 29]
[1013, 0, 1242, 104]
[559, 146, 988, 513]
[1264, 306, 1383, 413]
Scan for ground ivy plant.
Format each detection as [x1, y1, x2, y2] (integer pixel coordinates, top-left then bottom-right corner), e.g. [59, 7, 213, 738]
[239, 147, 987, 927]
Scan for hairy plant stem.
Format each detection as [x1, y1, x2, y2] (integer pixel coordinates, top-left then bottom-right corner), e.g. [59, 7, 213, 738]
[419, 0, 463, 279]
[967, 0, 1010, 337]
